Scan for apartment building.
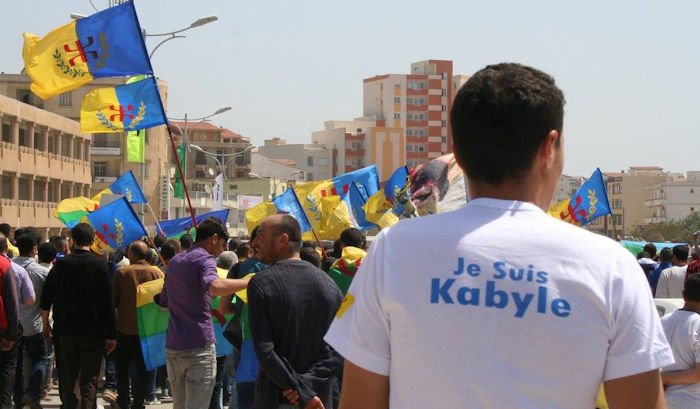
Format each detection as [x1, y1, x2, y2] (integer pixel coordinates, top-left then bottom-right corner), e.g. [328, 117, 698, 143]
[552, 174, 585, 204]
[0, 94, 91, 237]
[645, 171, 700, 223]
[0, 73, 170, 224]
[586, 167, 672, 237]
[257, 138, 332, 182]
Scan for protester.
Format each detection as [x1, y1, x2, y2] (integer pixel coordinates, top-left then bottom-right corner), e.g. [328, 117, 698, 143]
[248, 214, 342, 409]
[661, 273, 700, 408]
[235, 244, 251, 263]
[179, 233, 194, 251]
[0, 224, 18, 258]
[160, 239, 182, 264]
[156, 218, 250, 409]
[112, 241, 164, 409]
[657, 245, 690, 299]
[0, 234, 20, 409]
[218, 227, 266, 409]
[13, 233, 50, 409]
[325, 63, 673, 409]
[649, 248, 674, 296]
[327, 228, 367, 295]
[40, 223, 116, 409]
[299, 247, 322, 269]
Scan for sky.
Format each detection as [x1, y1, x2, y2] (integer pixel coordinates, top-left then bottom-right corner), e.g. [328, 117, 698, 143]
[2, 1, 699, 177]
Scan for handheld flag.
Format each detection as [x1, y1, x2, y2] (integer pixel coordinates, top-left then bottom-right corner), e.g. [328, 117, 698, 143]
[173, 144, 186, 199]
[331, 165, 380, 200]
[81, 76, 166, 133]
[22, 1, 152, 99]
[54, 196, 99, 228]
[363, 165, 411, 228]
[87, 196, 147, 254]
[108, 170, 147, 204]
[347, 183, 375, 230]
[245, 201, 277, 235]
[548, 168, 611, 226]
[157, 209, 229, 238]
[273, 188, 312, 233]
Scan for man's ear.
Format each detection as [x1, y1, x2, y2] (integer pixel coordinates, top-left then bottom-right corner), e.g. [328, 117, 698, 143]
[538, 130, 560, 169]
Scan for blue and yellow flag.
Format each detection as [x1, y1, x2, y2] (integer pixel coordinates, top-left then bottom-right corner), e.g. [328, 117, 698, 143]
[80, 76, 166, 133]
[363, 166, 410, 227]
[158, 209, 229, 238]
[548, 168, 611, 226]
[273, 188, 313, 233]
[22, 1, 152, 100]
[110, 170, 147, 204]
[347, 183, 375, 231]
[332, 165, 380, 200]
[87, 196, 147, 254]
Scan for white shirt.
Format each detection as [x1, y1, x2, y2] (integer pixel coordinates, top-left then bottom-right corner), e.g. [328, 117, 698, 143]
[662, 309, 700, 409]
[657, 266, 689, 299]
[325, 198, 674, 409]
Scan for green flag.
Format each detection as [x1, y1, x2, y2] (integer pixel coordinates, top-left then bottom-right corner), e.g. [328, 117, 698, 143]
[126, 129, 145, 163]
[174, 144, 186, 199]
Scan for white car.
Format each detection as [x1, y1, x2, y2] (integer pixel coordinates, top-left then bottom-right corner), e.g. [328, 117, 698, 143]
[654, 298, 684, 318]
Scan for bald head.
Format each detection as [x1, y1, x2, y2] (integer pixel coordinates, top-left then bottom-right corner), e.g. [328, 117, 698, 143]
[128, 240, 150, 263]
[254, 214, 302, 264]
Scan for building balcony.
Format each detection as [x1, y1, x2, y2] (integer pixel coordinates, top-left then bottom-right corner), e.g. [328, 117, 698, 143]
[90, 146, 121, 156]
[406, 88, 429, 96]
[345, 148, 365, 157]
[645, 216, 668, 224]
[645, 198, 666, 207]
[94, 176, 117, 183]
[407, 151, 427, 159]
[406, 120, 428, 127]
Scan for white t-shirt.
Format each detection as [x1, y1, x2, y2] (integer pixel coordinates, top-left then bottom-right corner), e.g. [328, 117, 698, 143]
[325, 198, 674, 409]
[657, 266, 689, 299]
[661, 309, 700, 409]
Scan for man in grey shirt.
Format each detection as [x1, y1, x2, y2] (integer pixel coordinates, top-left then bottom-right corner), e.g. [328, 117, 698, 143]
[13, 233, 49, 409]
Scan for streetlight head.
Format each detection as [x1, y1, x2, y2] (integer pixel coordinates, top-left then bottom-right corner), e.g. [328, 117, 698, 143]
[191, 16, 218, 28]
[214, 107, 232, 115]
[249, 172, 260, 179]
[70, 12, 87, 20]
[189, 144, 203, 152]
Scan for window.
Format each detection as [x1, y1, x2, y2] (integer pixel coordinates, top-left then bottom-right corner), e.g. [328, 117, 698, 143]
[1, 124, 10, 143]
[306, 172, 313, 181]
[394, 97, 400, 104]
[441, 136, 447, 143]
[18, 127, 28, 147]
[612, 184, 621, 194]
[351, 142, 362, 150]
[16, 89, 31, 104]
[441, 105, 447, 112]
[393, 113, 401, 119]
[441, 89, 447, 96]
[441, 120, 447, 127]
[229, 184, 238, 190]
[59, 92, 72, 106]
[94, 162, 107, 177]
[394, 83, 400, 88]
[307, 156, 314, 166]
[692, 207, 695, 212]
[442, 72, 448, 79]
[318, 157, 328, 166]
[692, 189, 695, 194]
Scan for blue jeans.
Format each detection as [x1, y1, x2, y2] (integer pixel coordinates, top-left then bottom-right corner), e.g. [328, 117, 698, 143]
[15, 333, 48, 400]
[166, 344, 216, 409]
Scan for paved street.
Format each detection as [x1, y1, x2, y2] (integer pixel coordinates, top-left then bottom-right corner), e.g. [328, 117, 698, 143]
[40, 388, 176, 409]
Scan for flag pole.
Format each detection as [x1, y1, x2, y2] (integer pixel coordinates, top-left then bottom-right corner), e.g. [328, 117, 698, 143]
[165, 123, 197, 228]
[310, 228, 328, 259]
[144, 234, 168, 267]
[146, 202, 165, 236]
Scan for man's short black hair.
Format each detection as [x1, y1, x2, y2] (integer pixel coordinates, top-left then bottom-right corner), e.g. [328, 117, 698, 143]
[195, 217, 229, 243]
[684, 273, 700, 302]
[236, 244, 251, 259]
[71, 223, 95, 247]
[643, 243, 657, 259]
[38, 242, 57, 264]
[16, 234, 38, 256]
[302, 241, 316, 249]
[673, 244, 689, 262]
[451, 63, 565, 184]
[272, 215, 302, 252]
[153, 234, 167, 249]
[228, 238, 242, 252]
[161, 239, 181, 262]
[637, 251, 651, 260]
[49, 235, 68, 248]
[340, 228, 366, 249]
[300, 247, 321, 268]
[659, 247, 673, 263]
[180, 233, 193, 250]
[0, 223, 11, 237]
[21, 227, 41, 245]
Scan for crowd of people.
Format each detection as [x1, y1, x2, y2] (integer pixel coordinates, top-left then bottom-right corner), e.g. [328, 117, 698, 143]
[2, 62, 698, 409]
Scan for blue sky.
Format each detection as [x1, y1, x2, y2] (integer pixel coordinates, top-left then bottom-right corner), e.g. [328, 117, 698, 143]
[2, 1, 698, 176]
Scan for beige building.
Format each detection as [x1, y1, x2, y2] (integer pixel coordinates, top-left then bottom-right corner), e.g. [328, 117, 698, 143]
[258, 138, 332, 182]
[645, 171, 700, 223]
[587, 167, 672, 237]
[0, 94, 91, 237]
[0, 73, 170, 226]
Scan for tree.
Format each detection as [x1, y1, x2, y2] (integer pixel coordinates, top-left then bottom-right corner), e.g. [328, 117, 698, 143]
[630, 212, 700, 243]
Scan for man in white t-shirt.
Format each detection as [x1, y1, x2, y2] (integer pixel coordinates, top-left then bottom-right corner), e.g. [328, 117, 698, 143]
[661, 273, 700, 408]
[657, 245, 690, 299]
[324, 63, 674, 409]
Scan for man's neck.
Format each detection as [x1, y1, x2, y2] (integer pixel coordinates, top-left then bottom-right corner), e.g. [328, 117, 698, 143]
[74, 245, 91, 252]
[272, 252, 301, 264]
[682, 301, 700, 314]
[468, 177, 553, 211]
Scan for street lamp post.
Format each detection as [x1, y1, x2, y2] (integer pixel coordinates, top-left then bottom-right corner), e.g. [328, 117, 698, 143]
[168, 107, 232, 217]
[190, 144, 254, 179]
[249, 171, 304, 200]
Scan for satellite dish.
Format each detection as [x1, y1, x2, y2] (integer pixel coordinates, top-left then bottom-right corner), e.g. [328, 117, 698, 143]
[170, 168, 177, 178]
[207, 168, 215, 176]
[204, 184, 212, 194]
